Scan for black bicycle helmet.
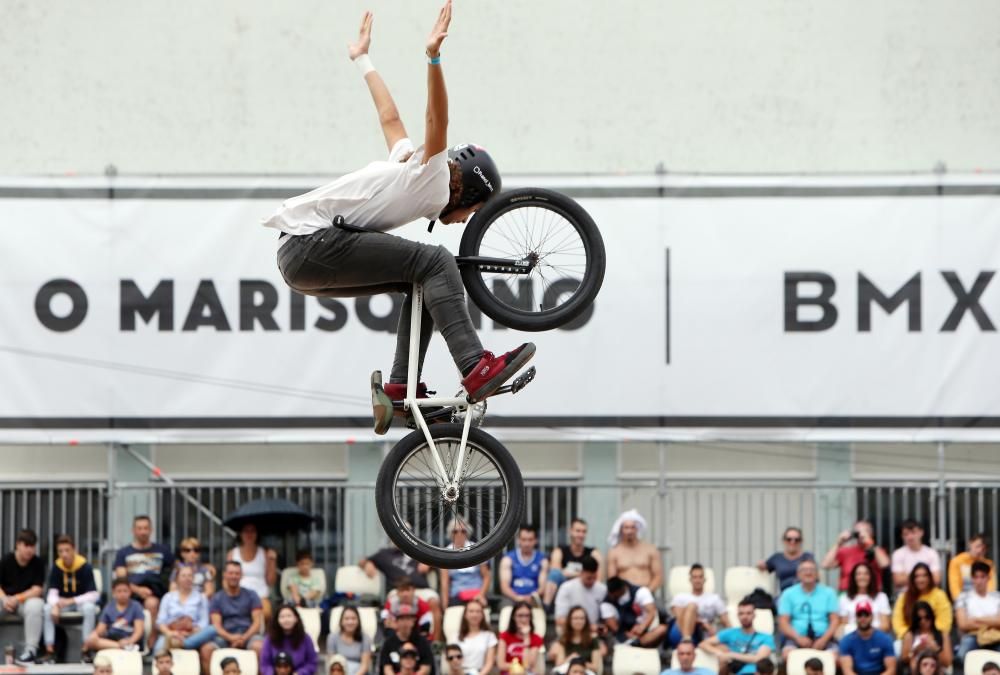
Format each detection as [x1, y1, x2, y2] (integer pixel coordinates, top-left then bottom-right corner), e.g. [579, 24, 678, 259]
[448, 143, 502, 208]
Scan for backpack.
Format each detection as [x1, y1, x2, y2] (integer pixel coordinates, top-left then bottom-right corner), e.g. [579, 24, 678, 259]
[744, 587, 776, 614]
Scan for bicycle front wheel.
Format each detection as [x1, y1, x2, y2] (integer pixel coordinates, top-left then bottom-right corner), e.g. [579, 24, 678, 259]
[375, 424, 524, 569]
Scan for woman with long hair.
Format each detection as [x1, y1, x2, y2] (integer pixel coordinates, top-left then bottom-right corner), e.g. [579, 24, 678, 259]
[891, 562, 953, 638]
[899, 601, 953, 672]
[914, 650, 944, 675]
[548, 606, 601, 673]
[227, 523, 277, 623]
[260, 604, 318, 675]
[839, 562, 891, 634]
[154, 565, 213, 652]
[456, 599, 496, 675]
[497, 601, 543, 675]
[326, 606, 372, 675]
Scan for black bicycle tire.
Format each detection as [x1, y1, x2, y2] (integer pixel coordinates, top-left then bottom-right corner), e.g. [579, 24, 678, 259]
[375, 423, 525, 569]
[459, 188, 606, 332]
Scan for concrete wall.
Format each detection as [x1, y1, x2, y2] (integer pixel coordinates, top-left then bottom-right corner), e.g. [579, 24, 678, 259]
[2, 0, 998, 175]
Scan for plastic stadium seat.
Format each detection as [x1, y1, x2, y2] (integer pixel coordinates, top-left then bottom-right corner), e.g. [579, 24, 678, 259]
[94, 568, 104, 595]
[299, 607, 322, 650]
[723, 566, 774, 603]
[329, 605, 378, 642]
[170, 649, 201, 675]
[279, 566, 328, 604]
[335, 565, 382, 599]
[96, 649, 143, 675]
[210, 648, 259, 675]
[963, 650, 1000, 675]
[725, 604, 775, 634]
[442, 605, 465, 644]
[143, 609, 152, 653]
[670, 647, 719, 673]
[669, 565, 717, 596]
[612, 645, 661, 675]
[496, 605, 547, 639]
[785, 649, 836, 675]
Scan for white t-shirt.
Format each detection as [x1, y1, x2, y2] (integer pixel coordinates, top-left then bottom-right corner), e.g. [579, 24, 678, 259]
[838, 592, 891, 634]
[956, 589, 1000, 619]
[670, 592, 727, 623]
[891, 545, 941, 576]
[458, 630, 498, 671]
[262, 138, 450, 235]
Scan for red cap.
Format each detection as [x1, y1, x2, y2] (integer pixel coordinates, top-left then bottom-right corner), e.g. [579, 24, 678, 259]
[855, 600, 873, 615]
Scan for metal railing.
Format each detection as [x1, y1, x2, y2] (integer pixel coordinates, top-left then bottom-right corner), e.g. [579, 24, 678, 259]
[0, 483, 107, 566]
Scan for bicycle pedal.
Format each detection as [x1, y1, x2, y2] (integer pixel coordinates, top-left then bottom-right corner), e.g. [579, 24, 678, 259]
[510, 366, 536, 394]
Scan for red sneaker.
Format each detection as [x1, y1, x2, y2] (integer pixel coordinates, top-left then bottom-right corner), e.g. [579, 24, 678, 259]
[461, 343, 536, 401]
[382, 382, 429, 401]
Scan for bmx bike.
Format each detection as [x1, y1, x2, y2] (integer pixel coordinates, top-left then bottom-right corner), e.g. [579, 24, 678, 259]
[374, 188, 606, 568]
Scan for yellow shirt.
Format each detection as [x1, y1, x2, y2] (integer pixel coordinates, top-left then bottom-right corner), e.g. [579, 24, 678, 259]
[948, 553, 997, 599]
[891, 587, 953, 638]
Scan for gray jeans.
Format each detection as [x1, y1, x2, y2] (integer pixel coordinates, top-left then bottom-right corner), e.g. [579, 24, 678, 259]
[44, 601, 98, 647]
[277, 227, 484, 381]
[0, 597, 43, 650]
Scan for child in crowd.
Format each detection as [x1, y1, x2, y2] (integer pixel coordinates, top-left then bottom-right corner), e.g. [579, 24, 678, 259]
[83, 578, 145, 658]
[286, 550, 325, 608]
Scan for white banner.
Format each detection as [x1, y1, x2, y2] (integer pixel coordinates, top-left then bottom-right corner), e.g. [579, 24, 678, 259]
[2, 176, 1000, 437]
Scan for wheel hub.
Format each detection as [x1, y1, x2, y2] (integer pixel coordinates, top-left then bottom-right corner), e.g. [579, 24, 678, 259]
[442, 484, 460, 503]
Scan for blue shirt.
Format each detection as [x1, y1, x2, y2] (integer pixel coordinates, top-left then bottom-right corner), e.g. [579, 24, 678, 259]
[210, 587, 262, 635]
[661, 668, 715, 675]
[113, 543, 175, 587]
[777, 582, 839, 637]
[839, 629, 894, 674]
[765, 552, 815, 591]
[157, 589, 210, 629]
[99, 599, 144, 637]
[505, 549, 546, 595]
[717, 627, 776, 675]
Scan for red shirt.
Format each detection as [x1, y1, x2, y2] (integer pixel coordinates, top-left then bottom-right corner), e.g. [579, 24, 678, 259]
[499, 631, 544, 674]
[835, 545, 883, 591]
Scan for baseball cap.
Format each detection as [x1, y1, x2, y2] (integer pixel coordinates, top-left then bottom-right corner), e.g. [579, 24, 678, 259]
[274, 652, 293, 666]
[394, 603, 418, 618]
[855, 601, 873, 615]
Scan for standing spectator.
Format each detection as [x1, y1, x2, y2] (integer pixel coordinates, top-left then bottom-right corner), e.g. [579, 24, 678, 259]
[362, 541, 441, 638]
[891, 520, 941, 592]
[456, 599, 497, 675]
[899, 601, 952, 672]
[0, 528, 46, 664]
[497, 601, 543, 675]
[757, 527, 814, 593]
[949, 533, 997, 600]
[821, 520, 890, 593]
[542, 519, 603, 607]
[440, 519, 491, 608]
[443, 645, 465, 675]
[548, 606, 601, 674]
[499, 525, 548, 606]
[384, 578, 433, 634]
[83, 577, 145, 657]
[326, 606, 372, 675]
[891, 563, 952, 639]
[154, 564, 213, 652]
[954, 560, 1000, 660]
[668, 563, 728, 646]
[606, 510, 663, 596]
[378, 604, 434, 675]
[838, 601, 896, 675]
[701, 599, 775, 675]
[777, 559, 839, 657]
[42, 534, 99, 663]
[660, 638, 715, 675]
[227, 523, 277, 623]
[839, 562, 891, 635]
[113, 515, 175, 648]
[200, 560, 264, 675]
[260, 604, 318, 675]
[554, 557, 606, 632]
[601, 576, 668, 647]
[284, 550, 325, 608]
[170, 537, 216, 597]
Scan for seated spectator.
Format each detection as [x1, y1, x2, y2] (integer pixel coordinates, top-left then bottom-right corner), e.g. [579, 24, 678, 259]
[607, 510, 662, 595]
[950, 533, 997, 600]
[154, 564, 213, 652]
[83, 577, 145, 657]
[227, 523, 277, 624]
[668, 563, 728, 646]
[891, 563, 952, 639]
[756, 659, 774, 675]
[820, 520, 889, 593]
[497, 601, 544, 674]
[777, 559, 839, 657]
[362, 538, 442, 639]
[543, 519, 603, 607]
[43, 533, 99, 663]
[757, 527, 814, 593]
[273, 651, 294, 675]
[838, 601, 896, 675]
[261, 605, 318, 675]
[326, 605, 372, 675]
[154, 651, 174, 675]
[200, 560, 264, 675]
[393, 641, 425, 675]
[899, 601, 953, 672]
[0, 528, 45, 664]
[114, 515, 174, 647]
[891, 520, 941, 593]
[221, 656, 242, 675]
[839, 562, 890, 635]
[444, 645, 465, 675]
[93, 654, 114, 675]
[955, 560, 1000, 660]
[984, 662, 1000, 675]
[601, 576, 667, 647]
[803, 657, 825, 675]
[440, 519, 491, 608]
[700, 598, 774, 675]
[914, 651, 943, 675]
[660, 638, 714, 675]
[554, 556, 605, 633]
[548, 606, 601, 674]
[378, 604, 433, 675]
[565, 657, 589, 675]
[456, 599, 497, 675]
[384, 578, 433, 634]
[328, 655, 348, 675]
[284, 550, 325, 608]
[500, 524, 548, 606]
[170, 537, 216, 597]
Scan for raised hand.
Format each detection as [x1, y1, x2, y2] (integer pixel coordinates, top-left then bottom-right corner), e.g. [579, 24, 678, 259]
[426, 0, 451, 57]
[348, 10, 373, 61]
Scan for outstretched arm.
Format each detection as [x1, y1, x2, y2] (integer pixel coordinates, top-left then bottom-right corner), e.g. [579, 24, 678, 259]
[422, 1, 451, 163]
[349, 11, 407, 152]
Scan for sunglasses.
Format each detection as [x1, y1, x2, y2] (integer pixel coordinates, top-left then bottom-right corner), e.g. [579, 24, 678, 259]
[785, 537, 802, 543]
[400, 651, 419, 659]
[447, 655, 463, 661]
[180, 547, 200, 553]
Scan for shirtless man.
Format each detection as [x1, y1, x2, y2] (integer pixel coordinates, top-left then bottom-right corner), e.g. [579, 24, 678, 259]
[607, 514, 662, 595]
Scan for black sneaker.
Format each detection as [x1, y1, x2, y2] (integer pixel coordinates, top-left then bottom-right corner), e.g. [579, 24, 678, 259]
[15, 648, 37, 665]
[81, 652, 95, 665]
[37, 651, 56, 665]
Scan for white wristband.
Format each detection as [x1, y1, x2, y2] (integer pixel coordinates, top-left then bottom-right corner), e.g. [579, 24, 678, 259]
[354, 54, 375, 76]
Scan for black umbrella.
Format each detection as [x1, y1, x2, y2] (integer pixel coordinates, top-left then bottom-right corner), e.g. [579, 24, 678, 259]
[223, 498, 316, 535]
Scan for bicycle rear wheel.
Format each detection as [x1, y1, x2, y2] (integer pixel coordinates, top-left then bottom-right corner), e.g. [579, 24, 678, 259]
[375, 423, 524, 569]
[458, 188, 606, 332]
